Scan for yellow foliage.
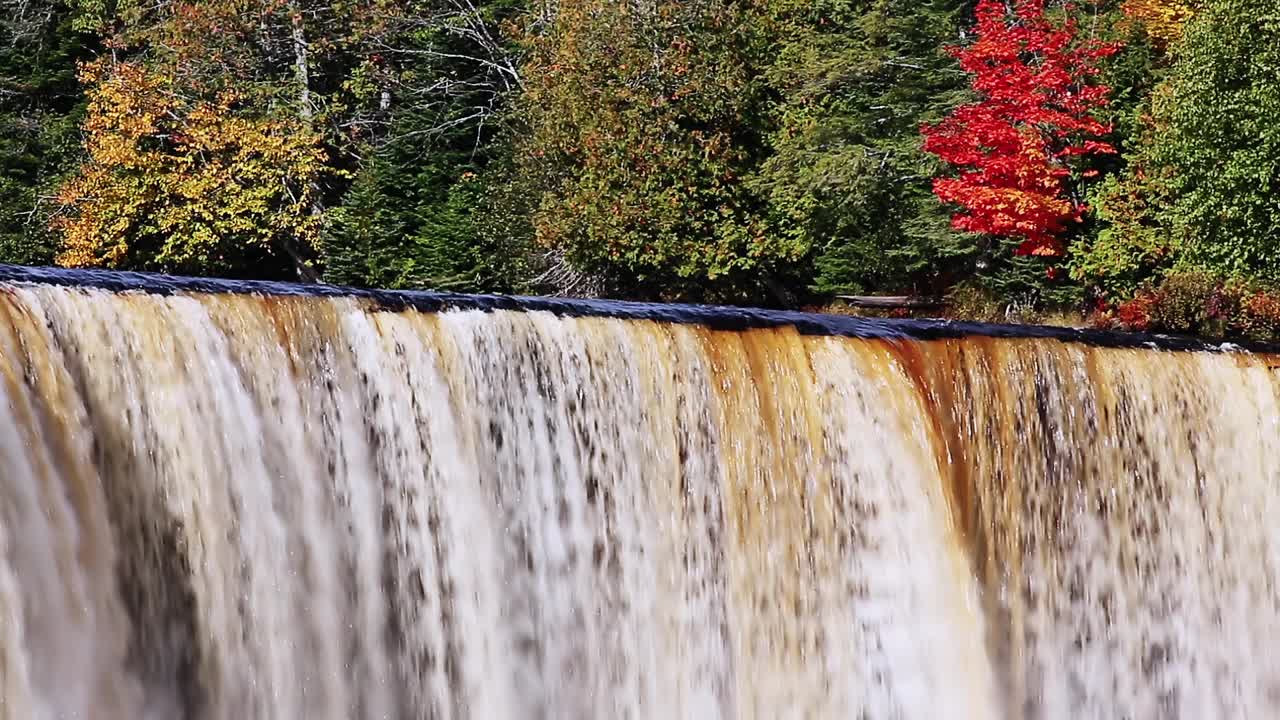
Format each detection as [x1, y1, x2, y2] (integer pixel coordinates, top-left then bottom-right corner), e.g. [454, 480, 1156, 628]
[54, 60, 328, 273]
[1122, 0, 1195, 47]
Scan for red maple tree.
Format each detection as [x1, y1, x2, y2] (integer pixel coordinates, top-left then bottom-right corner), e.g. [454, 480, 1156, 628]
[922, 0, 1119, 257]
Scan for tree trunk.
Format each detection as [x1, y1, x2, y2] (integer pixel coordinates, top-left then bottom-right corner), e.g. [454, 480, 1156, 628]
[290, 1, 312, 121]
[281, 235, 322, 283]
[288, 0, 324, 283]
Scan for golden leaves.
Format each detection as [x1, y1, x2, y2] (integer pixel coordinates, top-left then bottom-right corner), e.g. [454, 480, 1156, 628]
[1122, 0, 1195, 47]
[54, 61, 327, 273]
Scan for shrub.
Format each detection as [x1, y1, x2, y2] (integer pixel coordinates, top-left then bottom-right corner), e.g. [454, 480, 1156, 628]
[1238, 291, 1280, 341]
[1148, 269, 1217, 334]
[1114, 289, 1157, 332]
[945, 284, 1007, 323]
[1099, 269, 1280, 342]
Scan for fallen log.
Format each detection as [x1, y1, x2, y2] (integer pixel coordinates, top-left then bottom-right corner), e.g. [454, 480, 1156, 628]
[834, 295, 947, 309]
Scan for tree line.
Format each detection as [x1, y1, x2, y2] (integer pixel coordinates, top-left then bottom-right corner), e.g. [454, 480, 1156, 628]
[0, 0, 1277, 334]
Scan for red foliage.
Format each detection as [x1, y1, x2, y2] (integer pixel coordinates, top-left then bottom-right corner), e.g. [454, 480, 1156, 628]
[1241, 292, 1280, 339]
[1115, 291, 1156, 331]
[1099, 272, 1280, 341]
[922, 0, 1120, 257]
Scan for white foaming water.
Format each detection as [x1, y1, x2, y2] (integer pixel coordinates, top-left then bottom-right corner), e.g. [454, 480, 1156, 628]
[0, 283, 1278, 718]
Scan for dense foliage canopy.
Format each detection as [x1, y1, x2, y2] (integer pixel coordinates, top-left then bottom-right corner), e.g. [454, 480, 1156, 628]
[0, 0, 1277, 335]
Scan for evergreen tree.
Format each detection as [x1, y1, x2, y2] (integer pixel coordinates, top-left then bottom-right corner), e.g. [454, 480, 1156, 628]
[324, 0, 531, 292]
[0, 0, 96, 265]
[755, 0, 972, 297]
[325, 129, 530, 292]
[322, 153, 409, 288]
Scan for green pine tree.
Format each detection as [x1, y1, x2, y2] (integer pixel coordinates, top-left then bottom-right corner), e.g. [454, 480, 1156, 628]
[323, 0, 531, 293]
[753, 0, 973, 297]
[0, 0, 97, 265]
[323, 153, 410, 288]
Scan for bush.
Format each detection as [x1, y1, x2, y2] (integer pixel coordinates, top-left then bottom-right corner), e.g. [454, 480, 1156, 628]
[1148, 269, 1217, 334]
[945, 284, 1007, 323]
[1113, 289, 1157, 332]
[1099, 269, 1280, 342]
[1238, 291, 1280, 341]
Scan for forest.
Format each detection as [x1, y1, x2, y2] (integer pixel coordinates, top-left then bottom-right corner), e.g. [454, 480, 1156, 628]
[0, 0, 1277, 338]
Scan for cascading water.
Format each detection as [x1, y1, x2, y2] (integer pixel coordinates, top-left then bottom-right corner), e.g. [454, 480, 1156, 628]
[1, 267, 1279, 719]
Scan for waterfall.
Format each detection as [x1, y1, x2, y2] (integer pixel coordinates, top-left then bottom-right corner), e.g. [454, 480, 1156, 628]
[1, 269, 1279, 719]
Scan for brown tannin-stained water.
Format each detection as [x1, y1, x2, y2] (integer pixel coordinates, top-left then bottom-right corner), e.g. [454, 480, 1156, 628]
[1, 267, 1278, 719]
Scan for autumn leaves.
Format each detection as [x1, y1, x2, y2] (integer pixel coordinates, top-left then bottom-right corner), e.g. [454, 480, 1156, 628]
[922, 0, 1118, 259]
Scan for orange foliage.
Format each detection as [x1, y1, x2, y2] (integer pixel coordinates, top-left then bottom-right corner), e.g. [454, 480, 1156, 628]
[54, 60, 328, 273]
[1122, 0, 1194, 47]
[1115, 290, 1157, 331]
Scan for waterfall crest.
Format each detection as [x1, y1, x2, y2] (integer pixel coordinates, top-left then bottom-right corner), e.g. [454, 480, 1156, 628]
[2, 280, 1279, 719]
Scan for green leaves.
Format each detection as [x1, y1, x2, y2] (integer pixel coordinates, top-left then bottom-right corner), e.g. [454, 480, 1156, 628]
[758, 0, 972, 296]
[0, 0, 97, 266]
[0, 0, 1270, 321]
[514, 0, 788, 301]
[1082, 0, 1280, 295]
